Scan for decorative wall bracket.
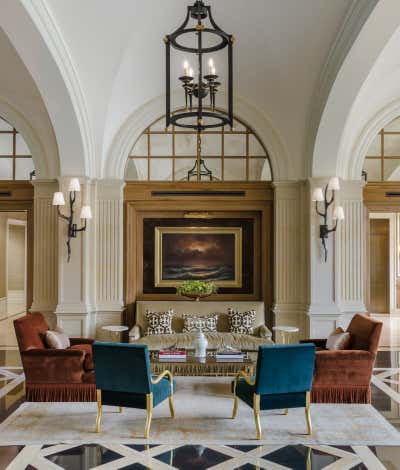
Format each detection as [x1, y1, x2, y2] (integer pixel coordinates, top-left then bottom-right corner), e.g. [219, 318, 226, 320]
[312, 177, 344, 262]
[52, 178, 92, 262]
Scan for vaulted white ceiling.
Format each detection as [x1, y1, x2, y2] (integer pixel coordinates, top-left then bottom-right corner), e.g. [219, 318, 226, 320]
[0, 0, 394, 181]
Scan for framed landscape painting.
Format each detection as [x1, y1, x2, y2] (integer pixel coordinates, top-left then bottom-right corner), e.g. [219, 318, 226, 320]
[154, 227, 242, 288]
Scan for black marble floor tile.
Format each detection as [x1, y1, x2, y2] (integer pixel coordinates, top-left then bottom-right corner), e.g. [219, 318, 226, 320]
[125, 444, 158, 451]
[119, 464, 150, 470]
[154, 445, 232, 469]
[46, 444, 123, 470]
[262, 445, 340, 470]
[228, 445, 260, 452]
[233, 465, 258, 470]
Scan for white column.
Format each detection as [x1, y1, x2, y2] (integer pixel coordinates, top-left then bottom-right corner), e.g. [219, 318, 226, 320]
[55, 177, 94, 336]
[336, 180, 366, 327]
[94, 179, 125, 340]
[30, 180, 58, 327]
[308, 178, 340, 337]
[273, 181, 309, 340]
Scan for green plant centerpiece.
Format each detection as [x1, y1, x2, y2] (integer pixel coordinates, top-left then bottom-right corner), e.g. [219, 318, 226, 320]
[176, 280, 218, 301]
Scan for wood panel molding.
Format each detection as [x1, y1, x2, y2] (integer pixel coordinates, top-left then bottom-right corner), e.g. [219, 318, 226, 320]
[124, 182, 274, 320]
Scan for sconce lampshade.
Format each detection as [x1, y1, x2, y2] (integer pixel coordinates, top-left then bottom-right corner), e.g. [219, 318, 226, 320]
[80, 205, 92, 219]
[52, 192, 65, 206]
[68, 178, 81, 192]
[328, 177, 340, 191]
[312, 187, 324, 202]
[333, 205, 345, 220]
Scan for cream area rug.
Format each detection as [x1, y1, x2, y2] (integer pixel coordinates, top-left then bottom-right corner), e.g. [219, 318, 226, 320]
[0, 377, 399, 446]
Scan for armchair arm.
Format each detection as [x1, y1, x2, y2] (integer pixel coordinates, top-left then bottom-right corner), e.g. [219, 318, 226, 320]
[254, 324, 272, 339]
[129, 324, 141, 341]
[232, 370, 256, 395]
[313, 350, 375, 386]
[300, 338, 327, 348]
[69, 337, 94, 346]
[21, 349, 86, 384]
[151, 370, 174, 385]
[151, 370, 174, 395]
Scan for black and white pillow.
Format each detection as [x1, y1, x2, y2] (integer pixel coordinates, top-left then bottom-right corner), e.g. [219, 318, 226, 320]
[228, 308, 256, 334]
[183, 314, 218, 333]
[145, 309, 174, 336]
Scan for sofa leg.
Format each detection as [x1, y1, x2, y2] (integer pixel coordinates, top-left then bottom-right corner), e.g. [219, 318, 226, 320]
[169, 395, 175, 418]
[253, 394, 262, 440]
[95, 390, 102, 433]
[119, 407, 123, 413]
[145, 393, 153, 438]
[284, 408, 288, 415]
[305, 391, 312, 435]
[232, 395, 238, 419]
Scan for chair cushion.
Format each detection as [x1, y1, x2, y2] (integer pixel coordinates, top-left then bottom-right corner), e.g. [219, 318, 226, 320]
[152, 376, 177, 406]
[101, 376, 176, 409]
[45, 327, 71, 349]
[69, 344, 94, 371]
[326, 327, 351, 351]
[133, 332, 273, 351]
[232, 377, 255, 407]
[232, 378, 307, 410]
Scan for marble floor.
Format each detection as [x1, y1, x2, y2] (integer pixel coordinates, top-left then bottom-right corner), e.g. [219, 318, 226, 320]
[0, 315, 400, 469]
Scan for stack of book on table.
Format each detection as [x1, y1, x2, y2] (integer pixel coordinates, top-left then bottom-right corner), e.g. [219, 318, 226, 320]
[158, 349, 187, 362]
[216, 349, 244, 362]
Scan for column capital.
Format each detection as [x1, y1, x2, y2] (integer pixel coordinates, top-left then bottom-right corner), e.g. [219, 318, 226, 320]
[95, 179, 125, 200]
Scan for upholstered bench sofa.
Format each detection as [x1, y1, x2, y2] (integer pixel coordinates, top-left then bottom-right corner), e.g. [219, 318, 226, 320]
[129, 301, 273, 351]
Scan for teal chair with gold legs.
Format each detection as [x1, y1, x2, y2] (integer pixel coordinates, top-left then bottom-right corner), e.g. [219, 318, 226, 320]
[232, 344, 316, 440]
[93, 342, 175, 438]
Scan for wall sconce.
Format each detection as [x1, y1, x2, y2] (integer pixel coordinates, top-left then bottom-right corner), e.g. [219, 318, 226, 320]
[52, 178, 92, 262]
[312, 177, 345, 262]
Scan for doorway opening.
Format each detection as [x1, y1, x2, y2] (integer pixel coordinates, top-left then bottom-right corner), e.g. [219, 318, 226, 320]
[368, 213, 400, 315]
[0, 211, 28, 320]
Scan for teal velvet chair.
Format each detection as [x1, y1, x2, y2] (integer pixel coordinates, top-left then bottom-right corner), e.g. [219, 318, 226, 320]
[93, 342, 176, 438]
[232, 344, 316, 440]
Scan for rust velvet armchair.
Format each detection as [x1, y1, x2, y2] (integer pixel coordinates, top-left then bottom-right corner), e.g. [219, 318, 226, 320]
[14, 313, 96, 401]
[301, 314, 382, 404]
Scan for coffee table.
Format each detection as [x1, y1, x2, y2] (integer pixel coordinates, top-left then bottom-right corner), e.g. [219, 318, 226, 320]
[150, 350, 256, 377]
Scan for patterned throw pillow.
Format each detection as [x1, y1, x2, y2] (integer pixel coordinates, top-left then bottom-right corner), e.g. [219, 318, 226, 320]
[145, 309, 174, 336]
[228, 308, 256, 334]
[183, 314, 218, 333]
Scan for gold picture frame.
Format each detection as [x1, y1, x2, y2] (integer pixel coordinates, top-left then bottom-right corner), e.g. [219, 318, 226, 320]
[154, 226, 242, 288]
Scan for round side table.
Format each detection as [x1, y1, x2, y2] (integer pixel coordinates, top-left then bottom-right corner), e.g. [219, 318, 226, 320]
[272, 326, 299, 344]
[101, 325, 129, 342]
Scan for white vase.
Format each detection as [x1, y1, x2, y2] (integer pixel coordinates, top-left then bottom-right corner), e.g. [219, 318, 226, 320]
[193, 331, 208, 357]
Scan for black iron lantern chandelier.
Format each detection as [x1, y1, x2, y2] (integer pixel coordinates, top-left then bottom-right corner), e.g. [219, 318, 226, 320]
[165, 0, 234, 132]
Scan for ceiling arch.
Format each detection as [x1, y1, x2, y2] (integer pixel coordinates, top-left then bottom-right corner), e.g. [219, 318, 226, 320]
[312, 0, 400, 180]
[0, 0, 91, 177]
[104, 92, 290, 181]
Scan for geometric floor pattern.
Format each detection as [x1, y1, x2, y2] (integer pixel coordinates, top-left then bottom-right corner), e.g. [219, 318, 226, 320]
[3, 443, 389, 469]
[0, 366, 24, 401]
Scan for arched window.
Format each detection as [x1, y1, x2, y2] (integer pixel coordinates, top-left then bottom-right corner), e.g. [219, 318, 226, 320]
[363, 116, 400, 181]
[125, 115, 272, 182]
[0, 116, 35, 181]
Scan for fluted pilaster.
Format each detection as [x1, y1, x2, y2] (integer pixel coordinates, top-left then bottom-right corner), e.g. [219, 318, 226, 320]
[273, 181, 308, 339]
[30, 180, 58, 322]
[96, 180, 124, 311]
[336, 181, 366, 318]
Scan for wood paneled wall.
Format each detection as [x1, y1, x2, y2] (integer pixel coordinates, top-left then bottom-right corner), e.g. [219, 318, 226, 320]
[124, 182, 274, 321]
